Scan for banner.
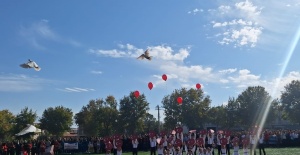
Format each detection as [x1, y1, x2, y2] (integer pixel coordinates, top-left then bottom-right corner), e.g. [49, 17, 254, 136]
[64, 142, 78, 150]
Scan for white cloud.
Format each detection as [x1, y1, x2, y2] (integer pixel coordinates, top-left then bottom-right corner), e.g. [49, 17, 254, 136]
[213, 22, 228, 27]
[89, 49, 127, 58]
[91, 70, 102, 74]
[228, 69, 260, 83]
[188, 8, 203, 15]
[220, 79, 229, 83]
[231, 26, 263, 47]
[150, 46, 190, 61]
[0, 74, 48, 92]
[20, 19, 81, 49]
[235, 1, 262, 15]
[219, 68, 237, 74]
[266, 71, 300, 98]
[213, 19, 253, 28]
[89, 44, 190, 61]
[208, 0, 300, 48]
[59, 87, 95, 93]
[209, 1, 263, 47]
[218, 5, 231, 14]
[223, 69, 300, 99]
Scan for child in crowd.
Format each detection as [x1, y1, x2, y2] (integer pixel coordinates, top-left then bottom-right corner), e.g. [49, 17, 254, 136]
[116, 146, 122, 155]
[157, 144, 164, 155]
[232, 136, 240, 155]
[220, 145, 227, 155]
[174, 146, 182, 155]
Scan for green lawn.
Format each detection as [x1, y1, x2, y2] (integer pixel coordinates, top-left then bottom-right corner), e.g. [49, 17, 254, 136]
[61, 147, 300, 155]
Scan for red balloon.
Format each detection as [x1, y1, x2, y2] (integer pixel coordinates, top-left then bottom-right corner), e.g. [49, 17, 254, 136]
[148, 82, 153, 90]
[162, 74, 167, 81]
[196, 83, 201, 89]
[177, 97, 183, 104]
[134, 90, 140, 98]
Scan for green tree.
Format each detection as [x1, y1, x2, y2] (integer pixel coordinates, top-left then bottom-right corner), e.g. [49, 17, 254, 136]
[225, 97, 241, 129]
[75, 96, 120, 137]
[74, 99, 103, 136]
[143, 113, 158, 133]
[0, 110, 15, 140]
[118, 91, 150, 134]
[281, 80, 300, 124]
[207, 106, 226, 128]
[39, 106, 73, 136]
[236, 86, 274, 128]
[13, 107, 37, 134]
[163, 88, 211, 130]
[95, 96, 119, 136]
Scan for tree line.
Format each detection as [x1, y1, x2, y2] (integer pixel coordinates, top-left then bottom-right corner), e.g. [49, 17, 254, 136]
[1, 80, 300, 140]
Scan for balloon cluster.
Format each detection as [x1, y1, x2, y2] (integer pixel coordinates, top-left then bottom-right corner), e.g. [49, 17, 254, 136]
[135, 73, 203, 105]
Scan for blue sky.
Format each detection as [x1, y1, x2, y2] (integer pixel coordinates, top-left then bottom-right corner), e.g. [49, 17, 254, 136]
[1, 0, 300, 125]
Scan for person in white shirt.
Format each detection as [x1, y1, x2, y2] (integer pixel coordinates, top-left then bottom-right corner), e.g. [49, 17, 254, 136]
[113, 139, 117, 155]
[157, 144, 164, 155]
[249, 134, 257, 155]
[174, 146, 182, 155]
[163, 148, 170, 155]
[226, 135, 231, 155]
[150, 137, 157, 155]
[216, 134, 222, 155]
[187, 148, 194, 155]
[206, 133, 214, 155]
[117, 146, 122, 155]
[242, 141, 249, 155]
[106, 150, 112, 155]
[196, 147, 204, 155]
[220, 145, 227, 155]
[199, 133, 207, 147]
[132, 138, 139, 155]
[185, 145, 196, 155]
[163, 135, 168, 149]
[232, 138, 239, 155]
[205, 147, 214, 155]
[203, 148, 208, 155]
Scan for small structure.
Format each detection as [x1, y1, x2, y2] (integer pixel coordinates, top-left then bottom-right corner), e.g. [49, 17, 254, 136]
[15, 124, 42, 137]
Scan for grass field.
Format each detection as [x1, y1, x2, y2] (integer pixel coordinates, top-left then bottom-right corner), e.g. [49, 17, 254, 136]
[62, 147, 300, 155]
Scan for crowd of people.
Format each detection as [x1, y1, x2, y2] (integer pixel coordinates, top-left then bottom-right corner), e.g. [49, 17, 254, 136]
[0, 128, 299, 155]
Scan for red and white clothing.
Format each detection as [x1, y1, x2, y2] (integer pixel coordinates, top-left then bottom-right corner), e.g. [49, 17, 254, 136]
[233, 146, 239, 155]
[132, 139, 139, 148]
[243, 148, 249, 155]
[117, 148, 122, 155]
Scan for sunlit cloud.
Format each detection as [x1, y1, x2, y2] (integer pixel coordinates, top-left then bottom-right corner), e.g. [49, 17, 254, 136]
[206, 0, 300, 48]
[208, 1, 263, 47]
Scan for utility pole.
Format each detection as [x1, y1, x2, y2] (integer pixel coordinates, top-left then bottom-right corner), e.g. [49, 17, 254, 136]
[155, 105, 164, 133]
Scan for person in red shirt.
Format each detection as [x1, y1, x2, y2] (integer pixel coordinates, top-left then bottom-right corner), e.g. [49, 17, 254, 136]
[53, 140, 60, 154]
[263, 131, 269, 146]
[40, 140, 46, 154]
[2, 142, 8, 155]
